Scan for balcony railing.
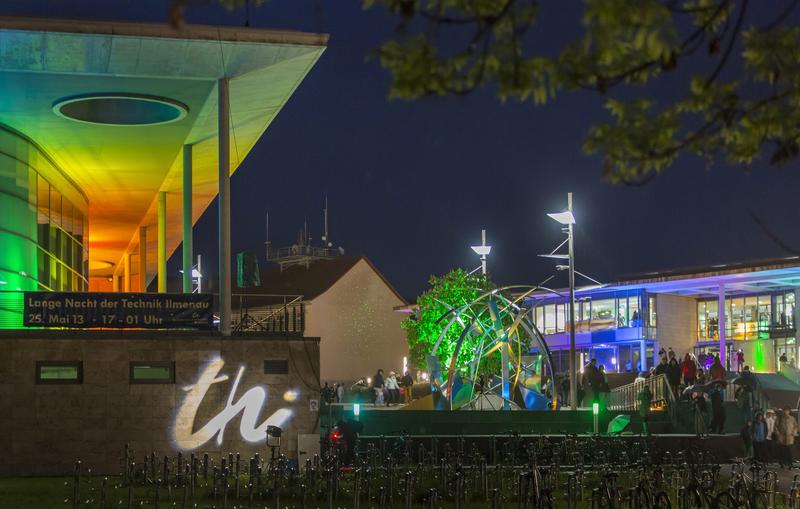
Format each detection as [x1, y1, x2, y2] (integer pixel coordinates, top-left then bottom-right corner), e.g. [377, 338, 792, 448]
[230, 293, 305, 335]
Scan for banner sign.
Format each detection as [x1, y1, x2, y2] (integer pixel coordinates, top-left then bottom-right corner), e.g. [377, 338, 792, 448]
[23, 292, 214, 329]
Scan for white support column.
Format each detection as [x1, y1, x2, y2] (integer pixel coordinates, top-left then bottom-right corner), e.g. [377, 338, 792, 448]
[182, 145, 193, 294]
[718, 284, 726, 369]
[639, 340, 647, 372]
[157, 191, 167, 294]
[218, 78, 232, 336]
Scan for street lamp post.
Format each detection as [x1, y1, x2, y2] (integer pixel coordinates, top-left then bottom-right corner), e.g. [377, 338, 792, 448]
[546, 194, 577, 410]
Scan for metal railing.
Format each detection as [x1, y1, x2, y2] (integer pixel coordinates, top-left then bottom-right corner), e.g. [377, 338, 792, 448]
[266, 245, 341, 260]
[608, 374, 675, 419]
[230, 293, 305, 335]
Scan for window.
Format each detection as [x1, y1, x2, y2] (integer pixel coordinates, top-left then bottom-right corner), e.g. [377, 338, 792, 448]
[648, 296, 657, 327]
[130, 362, 175, 384]
[617, 298, 628, 327]
[543, 304, 556, 334]
[591, 299, 615, 325]
[263, 359, 289, 375]
[36, 361, 82, 384]
[629, 296, 641, 326]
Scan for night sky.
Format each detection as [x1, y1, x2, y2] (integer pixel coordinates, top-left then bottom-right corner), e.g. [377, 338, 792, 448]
[4, 1, 800, 300]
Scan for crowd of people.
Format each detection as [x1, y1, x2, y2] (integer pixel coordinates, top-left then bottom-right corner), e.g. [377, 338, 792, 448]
[322, 369, 415, 406]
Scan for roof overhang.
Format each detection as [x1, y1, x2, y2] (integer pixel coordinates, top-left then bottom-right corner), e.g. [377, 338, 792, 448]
[0, 16, 327, 280]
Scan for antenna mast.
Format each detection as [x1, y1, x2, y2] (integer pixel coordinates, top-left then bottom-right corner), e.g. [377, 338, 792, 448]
[265, 212, 270, 259]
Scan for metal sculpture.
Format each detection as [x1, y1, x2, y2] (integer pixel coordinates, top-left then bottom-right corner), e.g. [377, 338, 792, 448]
[428, 285, 556, 411]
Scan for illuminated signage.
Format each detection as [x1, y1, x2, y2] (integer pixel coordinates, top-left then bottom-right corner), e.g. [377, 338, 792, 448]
[24, 291, 213, 328]
[174, 358, 293, 451]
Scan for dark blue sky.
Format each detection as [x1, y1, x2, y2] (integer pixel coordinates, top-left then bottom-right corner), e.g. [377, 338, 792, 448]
[4, 1, 799, 299]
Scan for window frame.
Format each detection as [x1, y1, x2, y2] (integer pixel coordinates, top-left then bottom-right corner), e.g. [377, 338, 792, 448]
[129, 361, 176, 385]
[35, 361, 83, 384]
[263, 359, 289, 375]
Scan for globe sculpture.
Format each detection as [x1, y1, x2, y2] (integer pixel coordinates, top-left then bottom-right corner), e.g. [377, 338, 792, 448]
[428, 285, 557, 411]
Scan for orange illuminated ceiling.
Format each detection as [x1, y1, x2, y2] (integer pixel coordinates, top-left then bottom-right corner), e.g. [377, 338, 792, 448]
[0, 17, 327, 281]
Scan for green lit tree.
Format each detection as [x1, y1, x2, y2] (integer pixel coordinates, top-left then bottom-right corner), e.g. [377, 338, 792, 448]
[364, 0, 800, 184]
[403, 268, 496, 375]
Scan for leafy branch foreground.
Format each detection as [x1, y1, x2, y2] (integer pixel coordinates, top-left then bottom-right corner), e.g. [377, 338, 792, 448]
[366, 0, 800, 183]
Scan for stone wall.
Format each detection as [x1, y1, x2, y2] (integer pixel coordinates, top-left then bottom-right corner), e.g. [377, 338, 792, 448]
[0, 331, 320, 475]
[655, 294, 697, 359]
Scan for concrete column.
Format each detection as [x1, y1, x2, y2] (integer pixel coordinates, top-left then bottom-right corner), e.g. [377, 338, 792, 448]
[138, 226, 147, 292]
[218, 78, 232, 336]
[718, 284, 726, 369]
[793, 290, 800, 368]
[123, 253, 131, 292]
[639, 339, 647, 372]
[182, 145, 193, 294]
[157, 191, 167, 293]
[112, 272, 119, 292]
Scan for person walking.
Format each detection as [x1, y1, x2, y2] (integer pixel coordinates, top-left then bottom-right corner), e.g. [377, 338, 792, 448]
[682, 353, 697, 386]
[638, 383, 653, 436]
[776, 406, 799, 468]
[753, 412, 768, 462]
[709, 355, 726, 381]
[709, 385, 726, 434]
[385, 371, 400, 406]
[598, 365, 611, 408]
[372, 369, 385, 405]
[655, 356, 668, 377]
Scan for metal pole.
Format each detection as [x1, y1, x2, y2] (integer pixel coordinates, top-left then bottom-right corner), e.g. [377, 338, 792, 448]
[197, 254, 203, 293]
[568, 192, 577, 410]
[718, 284, 726, 369]
[157, 191, 167, 293]
[218, 77, 232, 336]
[481, 229, 487, 275]
[138, 226, 147, 292]
[182, 145, 193, 294]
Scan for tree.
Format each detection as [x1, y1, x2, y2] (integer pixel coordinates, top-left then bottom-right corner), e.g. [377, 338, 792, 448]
[403, 268, 495, 376]
[364, 0, 800, 184]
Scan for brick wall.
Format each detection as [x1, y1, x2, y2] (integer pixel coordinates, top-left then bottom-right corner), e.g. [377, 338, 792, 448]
[0, 331, 320, 475]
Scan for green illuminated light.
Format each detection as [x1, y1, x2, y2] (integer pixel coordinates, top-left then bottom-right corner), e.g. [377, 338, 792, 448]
[353, 403, 360, 417]
[592, 402, 599, 415]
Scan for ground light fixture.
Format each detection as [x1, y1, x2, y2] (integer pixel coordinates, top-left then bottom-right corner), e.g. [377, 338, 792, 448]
[353, 403, 360, 417]
[593, 402, 600, 434]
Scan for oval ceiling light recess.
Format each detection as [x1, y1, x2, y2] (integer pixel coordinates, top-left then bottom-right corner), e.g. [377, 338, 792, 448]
[53, 93, 188, 126]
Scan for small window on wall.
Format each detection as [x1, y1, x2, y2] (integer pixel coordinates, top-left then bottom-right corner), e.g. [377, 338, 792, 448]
[36, 361, 82, 384]
[130, 362, 175, 384]
[263, 359, 289, 375]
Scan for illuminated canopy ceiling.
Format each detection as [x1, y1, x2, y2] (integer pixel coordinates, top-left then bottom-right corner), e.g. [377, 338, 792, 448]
[0, 17, 327, 280]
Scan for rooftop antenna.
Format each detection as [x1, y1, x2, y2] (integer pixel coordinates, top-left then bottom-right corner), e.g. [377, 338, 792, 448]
[321, 194, 333, 248]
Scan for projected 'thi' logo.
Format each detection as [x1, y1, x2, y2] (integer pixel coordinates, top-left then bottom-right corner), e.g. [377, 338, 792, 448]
[173, 358, 293, 451]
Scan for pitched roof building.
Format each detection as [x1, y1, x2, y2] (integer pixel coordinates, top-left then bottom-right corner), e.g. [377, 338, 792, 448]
[251, 256, 408, 382]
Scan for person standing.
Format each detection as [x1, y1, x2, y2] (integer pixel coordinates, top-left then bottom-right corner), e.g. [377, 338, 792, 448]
[638, 383, 653, 436]
[709, 385, 726, 434]
[400, 371, 414, 404]
[682, 353, 697, 386]
[655, 356, 668, 376]
[372, 369, 385, 405]
[741, 420, 754, 460]
[709, 355, 726, 381]
[766, 409, 777, 464]
[753, 412, 768, 462]
[598, 365, 611, 408]
[776, 406, 799, 468]
[385, 371, 400, 406]
[692, 391, 709, 438]
[667, 355, 681, 396]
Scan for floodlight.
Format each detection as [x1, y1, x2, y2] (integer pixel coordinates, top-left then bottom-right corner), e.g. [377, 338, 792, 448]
[547, 211, 576, 225]
[471, 245, 492, 256]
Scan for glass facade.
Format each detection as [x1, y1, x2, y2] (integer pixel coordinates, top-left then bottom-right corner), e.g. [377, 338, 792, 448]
[697, 291, 795, 341]
[0, 125, 88, 327]
[533, 292, 647, 334]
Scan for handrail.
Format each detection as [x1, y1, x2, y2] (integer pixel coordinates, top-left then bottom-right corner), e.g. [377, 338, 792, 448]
[608, 373, 676, 421]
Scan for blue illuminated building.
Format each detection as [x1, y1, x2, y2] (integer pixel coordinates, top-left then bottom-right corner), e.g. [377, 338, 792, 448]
[524, 257, 800, 374]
